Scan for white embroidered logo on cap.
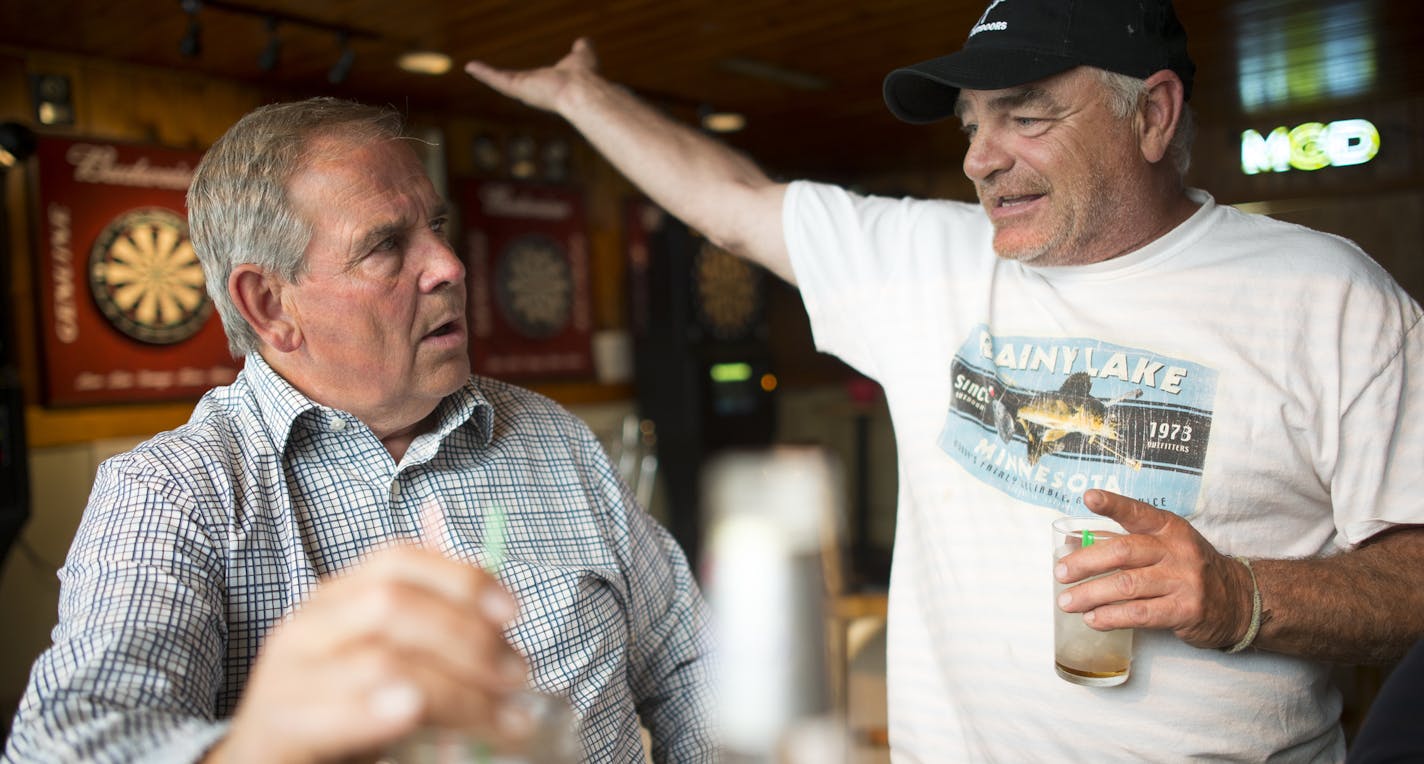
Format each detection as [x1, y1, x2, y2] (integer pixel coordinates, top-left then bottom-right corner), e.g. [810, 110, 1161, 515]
[970, 0, 1009, 37]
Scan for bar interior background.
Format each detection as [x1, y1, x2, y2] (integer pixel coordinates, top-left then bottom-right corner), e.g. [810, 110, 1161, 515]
[4, 0, 1424, 757]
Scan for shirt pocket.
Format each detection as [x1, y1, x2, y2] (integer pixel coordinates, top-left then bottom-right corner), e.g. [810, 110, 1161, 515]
[498, 559, 629, 698]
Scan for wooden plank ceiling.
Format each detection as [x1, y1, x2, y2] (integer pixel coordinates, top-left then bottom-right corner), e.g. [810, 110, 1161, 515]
[3, 0, 1423, 179]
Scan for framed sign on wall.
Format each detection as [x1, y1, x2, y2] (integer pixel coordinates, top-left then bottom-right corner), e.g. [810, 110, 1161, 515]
[31, 136, 237, 406]
[459, 180, 592, 379]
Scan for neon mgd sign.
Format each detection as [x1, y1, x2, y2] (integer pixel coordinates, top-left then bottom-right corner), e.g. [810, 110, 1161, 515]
[1240, 119, 1380, 175]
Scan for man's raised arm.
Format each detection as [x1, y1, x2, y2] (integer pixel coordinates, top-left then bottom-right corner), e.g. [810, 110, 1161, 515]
[466, 38, 795, 284]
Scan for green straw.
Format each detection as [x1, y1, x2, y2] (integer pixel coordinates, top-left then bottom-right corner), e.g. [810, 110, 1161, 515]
[473, 505, 508, 764]
[438, 500, 507, 764]
[417, 497, 503, 763]
[484, 504, 507, 573]
[421, 496, 506, 573]
[1082, 530, 1096, 547]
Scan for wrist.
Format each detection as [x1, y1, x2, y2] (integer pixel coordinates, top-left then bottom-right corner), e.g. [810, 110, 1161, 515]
[555, 70, 613, 120]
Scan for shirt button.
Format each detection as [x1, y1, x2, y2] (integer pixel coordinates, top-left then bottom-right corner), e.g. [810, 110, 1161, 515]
[390, 482, 403, 498]
[329, 415, 347, 431]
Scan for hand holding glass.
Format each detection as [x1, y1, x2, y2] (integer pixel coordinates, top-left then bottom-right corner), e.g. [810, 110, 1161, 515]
[381, 500, 579, 763]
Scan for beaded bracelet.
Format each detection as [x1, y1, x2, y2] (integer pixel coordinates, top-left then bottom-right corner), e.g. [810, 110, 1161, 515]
[1225, 556, 1262, 654]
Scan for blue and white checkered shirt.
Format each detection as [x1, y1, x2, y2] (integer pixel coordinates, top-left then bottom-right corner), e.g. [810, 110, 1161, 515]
[5, 354, 714, 763]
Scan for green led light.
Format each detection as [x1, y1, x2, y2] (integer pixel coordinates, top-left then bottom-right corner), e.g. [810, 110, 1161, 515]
[709, 362, 754, 383]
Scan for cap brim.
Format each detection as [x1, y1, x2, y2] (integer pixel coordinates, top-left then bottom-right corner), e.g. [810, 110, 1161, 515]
[883, 49, 1081, 124]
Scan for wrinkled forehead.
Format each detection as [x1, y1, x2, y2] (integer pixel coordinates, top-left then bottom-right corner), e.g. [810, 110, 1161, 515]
[301, 130, 418, 169]
[286, 135, 437, 229]
[294, 135, 433, 196]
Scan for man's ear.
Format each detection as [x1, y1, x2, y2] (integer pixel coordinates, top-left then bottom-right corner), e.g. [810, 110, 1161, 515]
[229, 264, 301, 353]
[1137, 70, 1186, 165]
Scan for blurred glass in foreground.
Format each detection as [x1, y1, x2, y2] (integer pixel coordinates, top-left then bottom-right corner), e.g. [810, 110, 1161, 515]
[702, 446, 848, 763]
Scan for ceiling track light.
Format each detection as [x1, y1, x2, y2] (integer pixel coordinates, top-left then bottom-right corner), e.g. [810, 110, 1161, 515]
[257, 16, 281, 72]
[328, 32, 354, 85]
[176, 0, 443, 86]
[0, 122, 39, 170]
[179, 0, 202, 58]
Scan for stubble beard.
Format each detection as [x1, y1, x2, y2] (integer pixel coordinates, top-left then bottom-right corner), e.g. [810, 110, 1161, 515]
[982, 173, 1118, 267]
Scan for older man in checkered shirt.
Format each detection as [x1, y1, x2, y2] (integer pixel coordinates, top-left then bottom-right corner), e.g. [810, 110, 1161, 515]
[4, 98, 714, 764]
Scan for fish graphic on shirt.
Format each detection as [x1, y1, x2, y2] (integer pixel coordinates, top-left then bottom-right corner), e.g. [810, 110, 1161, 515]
[989, 372, 1143, 469]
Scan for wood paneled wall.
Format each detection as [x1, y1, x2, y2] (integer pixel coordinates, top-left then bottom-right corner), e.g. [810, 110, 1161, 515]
[1, 48, 650, 446]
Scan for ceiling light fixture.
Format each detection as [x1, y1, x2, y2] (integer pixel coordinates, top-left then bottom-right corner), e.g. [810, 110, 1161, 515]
[257, 16, 281, 72]
[0, 122, 38, 169]
[717, 57, 829, 91]
[30, 73, 74, 126]
[179, 0, 203, 58]
[178, 1, 385, 84]
[700, 107, 747, 134]
[328, 32, 355, 84]
[397, 50, 453, 76]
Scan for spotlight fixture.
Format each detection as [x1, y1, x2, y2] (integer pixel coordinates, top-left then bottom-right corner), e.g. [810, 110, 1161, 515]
[257, 16, 281, 72]
[396, 50, 453, 76]
[179, 0, 202, 58]
[0, 122, 38, 170]
[30, 73, 74, 126]
[327, 32, 355, 84]
[176, 1, 383, 82]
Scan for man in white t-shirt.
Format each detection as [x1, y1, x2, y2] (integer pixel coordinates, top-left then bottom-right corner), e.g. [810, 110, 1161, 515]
[468, 0, 1424, 759]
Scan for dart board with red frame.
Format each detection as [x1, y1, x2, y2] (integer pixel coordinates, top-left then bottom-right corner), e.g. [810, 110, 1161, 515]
[32, 136, 237, 406]
[458, 180, 592, 379]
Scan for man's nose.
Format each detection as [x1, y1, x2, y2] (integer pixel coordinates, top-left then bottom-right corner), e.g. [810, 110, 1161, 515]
[963, 129, 1012, 183]
[420, 235, 466, 292]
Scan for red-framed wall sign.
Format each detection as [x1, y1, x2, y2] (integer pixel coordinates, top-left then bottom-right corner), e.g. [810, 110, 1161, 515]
[458, 180, 592, 379]
[31, 136, 236, 406]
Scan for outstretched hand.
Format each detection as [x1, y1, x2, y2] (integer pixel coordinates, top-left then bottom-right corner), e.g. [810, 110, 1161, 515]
[465, 37, 600, 114]
[1056, 489, 1254, 649]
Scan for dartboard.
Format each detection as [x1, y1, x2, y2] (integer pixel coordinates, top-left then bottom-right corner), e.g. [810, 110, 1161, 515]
[693, 240, 762, 340]
[494, 234, 573, 339]
[88, 207, 211, 345]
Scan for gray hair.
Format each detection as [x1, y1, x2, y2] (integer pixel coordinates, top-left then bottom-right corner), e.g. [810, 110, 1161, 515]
[187, 98, 406, 357]
[1095, 69, 1196, 177]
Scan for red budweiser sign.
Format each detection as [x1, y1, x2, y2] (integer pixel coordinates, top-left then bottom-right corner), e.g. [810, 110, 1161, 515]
[459, 180, 592, 380]
[32, 136, 236, 406]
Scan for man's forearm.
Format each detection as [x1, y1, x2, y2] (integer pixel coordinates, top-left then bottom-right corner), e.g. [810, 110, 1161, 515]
[1251, 527, 1424, 664]
[551, 66, 791, 280]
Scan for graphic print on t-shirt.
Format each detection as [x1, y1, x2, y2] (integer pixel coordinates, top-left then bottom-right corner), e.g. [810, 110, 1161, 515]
[938, 325, 1218, 517]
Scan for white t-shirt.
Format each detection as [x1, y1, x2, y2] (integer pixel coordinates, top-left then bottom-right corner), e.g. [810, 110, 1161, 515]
[784, 181, 1424, 762]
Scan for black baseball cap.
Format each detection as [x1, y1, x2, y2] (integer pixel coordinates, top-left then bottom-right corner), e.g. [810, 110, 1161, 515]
[883, 0, 1195, 124]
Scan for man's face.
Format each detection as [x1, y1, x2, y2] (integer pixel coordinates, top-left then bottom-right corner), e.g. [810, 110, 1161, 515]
[277, 135, 468, 432]
[956, 67, 1150, 266]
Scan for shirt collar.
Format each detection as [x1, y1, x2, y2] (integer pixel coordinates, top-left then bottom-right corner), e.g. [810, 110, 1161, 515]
[243, 352, 320, 454]
[1021, 189, 1216, 281]
[241, 352, 494, 455]
[426, 376, 495, 448]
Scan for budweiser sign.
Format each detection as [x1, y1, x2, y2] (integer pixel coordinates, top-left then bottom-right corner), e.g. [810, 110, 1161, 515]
[32, 135, 235, 406]
[64, 143, 195, 190]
